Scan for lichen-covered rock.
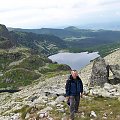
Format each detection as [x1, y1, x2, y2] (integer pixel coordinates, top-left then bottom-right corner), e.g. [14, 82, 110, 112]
[90, 57, 108, 87]
[55, 96, 65, 103]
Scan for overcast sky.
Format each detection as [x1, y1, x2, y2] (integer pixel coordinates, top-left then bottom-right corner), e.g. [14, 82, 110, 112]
[0, 0, 120, 28]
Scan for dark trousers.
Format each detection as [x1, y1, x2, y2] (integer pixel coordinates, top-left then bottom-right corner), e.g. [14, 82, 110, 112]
[69, 95, 80, 120]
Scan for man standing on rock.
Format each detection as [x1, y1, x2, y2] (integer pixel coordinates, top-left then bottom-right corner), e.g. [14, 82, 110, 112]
[65, 70, 83, 120]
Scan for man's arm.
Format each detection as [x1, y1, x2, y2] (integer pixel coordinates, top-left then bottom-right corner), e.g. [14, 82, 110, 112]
[78, 77, 83, 98]
[65, 80, 70, 97]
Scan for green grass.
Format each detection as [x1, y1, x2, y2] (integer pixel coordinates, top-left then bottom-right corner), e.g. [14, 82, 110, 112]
[0, 52, 24, 71]
[11, 55, 46, 70]
[48, 96, 120, 120]
[48, 63, 60, 70]
[38, 63, 70, 79]
[0, 47, 71, 89]
[0, 68, 41, 88]
[13, 105, 46, 120]
[39, 63, 70, 74]
[69, 42, 120, 57]
[77, 96, 120, 120]
[14, 105, 31, 119]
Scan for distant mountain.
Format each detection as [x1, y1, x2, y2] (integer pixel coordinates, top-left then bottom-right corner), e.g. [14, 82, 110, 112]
[64, 26, 80, 31]
[8, 25, 120, 56]
[12, 31, 67, 55]
[80, 22, 120, 30]
[8, 26, 91, 39]
[1, 24, 67, 55]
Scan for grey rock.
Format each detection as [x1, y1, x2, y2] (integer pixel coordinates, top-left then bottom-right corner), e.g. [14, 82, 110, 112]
[45, 92, 57, 98]
[44, 112, 48, 117]
[47, 101, 57, 106]
[25, 113, 30, 119]
[90, 111, 97, 117]
[81, 112, 85, 118]
[90, 57, 108, 87]
[55, 96, 65, 103]
[56, 108, 65, 113]
[104, 83, 114, 90]
[39, 106, 53, 113]
[10, 113, 20, 120]
[83, 85, 90, 95]
[102, 116, 107, 119]
[27, 96, 38, 102]
[56, 104, 64, 108]
[109, 64, 120, 84]
[89, 83, 120, 98]
[39, 113, 44, 118]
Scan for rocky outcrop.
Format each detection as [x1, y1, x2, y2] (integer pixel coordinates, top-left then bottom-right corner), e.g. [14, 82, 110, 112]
[89, 57, 120, 86]
[109, 64, 120, 84]
[90, 57, 108, 87]
[79, 49, 120, 84]
[0, 24, 15, 49]
[88, 83, 120, 98]
[0, 24, 9, 37]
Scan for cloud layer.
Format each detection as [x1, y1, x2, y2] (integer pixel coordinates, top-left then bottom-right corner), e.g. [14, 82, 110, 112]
[0, 0, 120, 28]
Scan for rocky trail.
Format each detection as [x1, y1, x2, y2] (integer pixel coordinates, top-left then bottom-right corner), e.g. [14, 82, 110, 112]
[0, 74, 69, 120]
[0, 73, 120, 120]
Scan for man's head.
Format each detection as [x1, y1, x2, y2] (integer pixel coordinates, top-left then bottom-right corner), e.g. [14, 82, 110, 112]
[71, 70, 78, 79]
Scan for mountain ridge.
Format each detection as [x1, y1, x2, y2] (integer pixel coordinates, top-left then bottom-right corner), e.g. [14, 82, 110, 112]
[1, 24, 67, 56]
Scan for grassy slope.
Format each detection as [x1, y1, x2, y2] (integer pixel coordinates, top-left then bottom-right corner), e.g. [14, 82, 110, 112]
[13, 96, 120, 120]
[68, 42, 120, 57]
[50, 96, 120, 120]
[0, 47, 70, 89]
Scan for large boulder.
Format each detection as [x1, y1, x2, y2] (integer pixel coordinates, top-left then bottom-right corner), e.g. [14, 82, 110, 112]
[90, 57, 108, 87]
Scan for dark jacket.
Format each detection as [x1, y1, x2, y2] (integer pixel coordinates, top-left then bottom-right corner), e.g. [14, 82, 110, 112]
[65, 75, 83, 96]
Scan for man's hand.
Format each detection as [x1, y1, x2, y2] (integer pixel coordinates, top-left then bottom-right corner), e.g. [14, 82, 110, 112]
[80, 93, 83, 98]
[66, 96, 69, 101]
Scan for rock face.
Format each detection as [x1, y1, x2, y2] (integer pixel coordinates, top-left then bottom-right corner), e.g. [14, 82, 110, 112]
[109, 64, 120, 84]
[0, 24, 14, 49]
[0, 24, 9, 37]
[79, 49, 120, 85]
[90, 57, 108, 87]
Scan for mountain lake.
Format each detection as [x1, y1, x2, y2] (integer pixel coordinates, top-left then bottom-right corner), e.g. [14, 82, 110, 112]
[49, 52, 100, 70]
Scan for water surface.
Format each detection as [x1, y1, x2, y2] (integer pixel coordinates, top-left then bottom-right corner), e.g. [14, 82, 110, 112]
[49, 52, 99, 70]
